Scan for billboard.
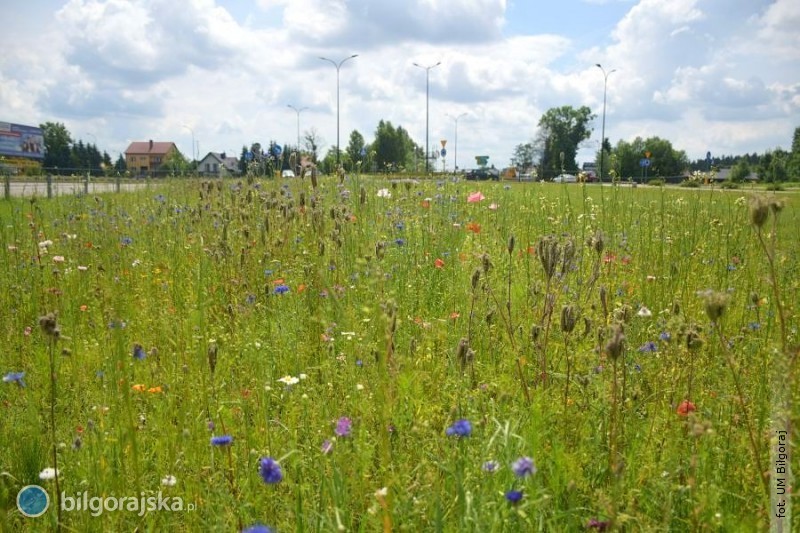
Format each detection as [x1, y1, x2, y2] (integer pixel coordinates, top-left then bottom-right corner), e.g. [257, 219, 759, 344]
[0, 122, 44, 160]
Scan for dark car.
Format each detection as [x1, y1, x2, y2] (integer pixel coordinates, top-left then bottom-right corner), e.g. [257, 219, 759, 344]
[465, 168, 500, 181]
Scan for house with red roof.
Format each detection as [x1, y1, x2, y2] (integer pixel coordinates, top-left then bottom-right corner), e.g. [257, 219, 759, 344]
[124, 140, 179, 176]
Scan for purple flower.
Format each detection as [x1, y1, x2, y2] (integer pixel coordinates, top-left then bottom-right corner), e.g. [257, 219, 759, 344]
[2, 371, 26, 387]
[638, 341, 658, 352]
[445, 419, 472, 437]
[273, 284, 290, 295]
[587, 518, 610, 530]
[132, 344, 146, 360]
[258, 457, 283, 484]
[207, 420, 216, 431]
[659, 331, 671, 342]
[121, 236, 133, 246]
[242, 524, 274, 533]
[505, 490, 523, 504]
[321, 439, 334, 454]
[511, 456, 536, 478]
[210, 435, 233, 446]
[335, 417, 352, 437]
[482, 460, 499, 473]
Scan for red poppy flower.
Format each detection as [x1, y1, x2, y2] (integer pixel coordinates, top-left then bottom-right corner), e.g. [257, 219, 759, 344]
[466, 222, 481, 234]
[677, 400, 696, 416]
[434, 258, 445, 269]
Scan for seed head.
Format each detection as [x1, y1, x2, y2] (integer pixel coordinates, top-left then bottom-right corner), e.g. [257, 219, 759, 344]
[471, 269, 481, 290]
[38, 312, 60, 339]
[703, 291, 729, 322]
[560, 305, 577, 334]
[507, 235, 515, 255]
[605, 324, 625, 360]
[749, 196, 770, 227]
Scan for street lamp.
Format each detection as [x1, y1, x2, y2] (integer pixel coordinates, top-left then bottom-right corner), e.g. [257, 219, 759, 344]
[596, 64, 616, 183]
[446, 112, 467, 173]
[182, 124, 196, 163]
[287, 104, 308, 155]
[413, 61, 441, 173]
[319, 54, 358, 167]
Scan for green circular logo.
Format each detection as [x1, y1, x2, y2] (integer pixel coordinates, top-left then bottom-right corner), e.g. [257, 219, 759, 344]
[17, 485, 50, 518]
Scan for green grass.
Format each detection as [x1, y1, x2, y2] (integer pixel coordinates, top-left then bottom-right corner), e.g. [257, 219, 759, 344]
[0, 177, 797, 531]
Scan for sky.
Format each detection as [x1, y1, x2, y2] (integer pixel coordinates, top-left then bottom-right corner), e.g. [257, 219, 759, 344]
[1, 0, 798, 171]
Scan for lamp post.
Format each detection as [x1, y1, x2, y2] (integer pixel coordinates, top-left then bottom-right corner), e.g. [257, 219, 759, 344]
[287, 104, 308, 155]
[446, 112, 467, 173]
[413, 61, 441, 173]
[319, 54, 358, 168]
[182, 124, 196, 163]
[596, 64, 616, 183]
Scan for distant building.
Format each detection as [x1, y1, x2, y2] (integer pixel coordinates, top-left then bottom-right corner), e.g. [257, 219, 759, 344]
[124, 140, 179, 176]
[198, 152, 239, 177]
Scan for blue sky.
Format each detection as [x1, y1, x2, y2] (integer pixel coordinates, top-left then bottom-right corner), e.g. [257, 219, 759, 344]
[1, 0, 798, 170]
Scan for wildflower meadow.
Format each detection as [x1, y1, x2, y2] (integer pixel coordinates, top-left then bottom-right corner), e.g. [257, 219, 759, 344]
[0, 176, 797, 531]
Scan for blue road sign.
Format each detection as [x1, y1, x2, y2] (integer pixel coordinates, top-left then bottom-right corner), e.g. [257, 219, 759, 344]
[272, 145, 282, 157]
[360, 147, 367, 157]
[639, 158, 651, 168]
[245, 151, 254, 161]
[440, 148, 447, 157]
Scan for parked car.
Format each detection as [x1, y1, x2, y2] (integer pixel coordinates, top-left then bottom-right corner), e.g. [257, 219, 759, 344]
[466, 168, 500, 181]
[281, 169, 296, 178]
[553, 173, 577, 183]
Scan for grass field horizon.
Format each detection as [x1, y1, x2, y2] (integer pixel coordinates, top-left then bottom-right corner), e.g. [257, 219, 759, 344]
[0, 176, 796, 531]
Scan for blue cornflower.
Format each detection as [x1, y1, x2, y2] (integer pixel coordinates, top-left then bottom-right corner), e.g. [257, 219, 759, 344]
[659, 331, 671, 342]
[210, 435, 233, 446]
[132, 344, 146, 360]
[242, 524, 274, 533]
[258, 457, 283, 484]
[121, 236, 133, 246]
[395, 238, 406, 246]
[748, 322, 761, 331]
[505, 489, 523, 504]
[445, 419, 472, 437]
[273, 284, 290, 295]
[264, 269, 274, 276]
[395, 222, 405, 231]
[154, 194, 166, 203]
[245, 294, 256, 305]
[3, 371, 26, 387]
[482, 460, 500, 473]
[638, 341, 658, 353]
[511, 456, 536, 477]
[355, 359, 363, 367]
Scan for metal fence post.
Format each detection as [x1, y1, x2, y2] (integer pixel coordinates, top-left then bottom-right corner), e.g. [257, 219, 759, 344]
[116, 174, 121, 193]
[47, 174, 53, 199]
[84, 172, 90, 194]
[3, 174, 9, 200]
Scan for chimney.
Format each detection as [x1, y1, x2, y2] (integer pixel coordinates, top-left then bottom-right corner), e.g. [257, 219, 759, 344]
[149, 139, 153, 150]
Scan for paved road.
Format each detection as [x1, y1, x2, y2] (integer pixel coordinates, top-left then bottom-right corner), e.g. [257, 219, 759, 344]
[4, 181, 147, 198]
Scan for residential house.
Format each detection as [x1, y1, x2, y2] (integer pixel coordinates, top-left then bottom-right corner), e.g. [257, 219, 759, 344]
[198, 152, 239, 177]
[124, 140, 179, 176]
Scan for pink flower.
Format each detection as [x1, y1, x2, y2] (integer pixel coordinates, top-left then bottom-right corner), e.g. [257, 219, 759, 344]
[467, 191, 485, 203]
[488, 203, 499, 211]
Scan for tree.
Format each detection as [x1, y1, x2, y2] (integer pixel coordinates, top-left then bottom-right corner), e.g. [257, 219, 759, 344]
[536, 106, 595, 179]
[40, 122, 73, 173]
[346, 130, 366, 170]
[729, 159, 751, 183]
[512, 142, 535, 170]
[161, 149, 190, 176]
[114, 154, 127, 174]
[609, 136, 688, 180]
[303, 128, 323, 163]
[789, 126, 800, 180]
[372, 120, 418, 173]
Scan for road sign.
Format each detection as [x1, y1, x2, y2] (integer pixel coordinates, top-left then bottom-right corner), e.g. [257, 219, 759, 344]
[475, 155, 489, 166]
[639, 158, 651, 168]
[440, 148, 447, 157]
[441, 139, 447, 148]
[644, 151, 651, 159]
[272, 144, 282, 157]
[245, 151, 254, 161]
[360, 147, 367, 157]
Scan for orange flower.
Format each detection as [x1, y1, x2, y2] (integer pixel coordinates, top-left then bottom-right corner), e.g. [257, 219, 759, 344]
[434, 258, 445, 269]
[272, 278, 285, 285]
[132, 384, 146, 392]
[147, 386, 163, 394]
[466, 222, 481, 234]
[676, 400, 696, 416]
[79, 305, 88, 312]
[449, 312, 460, 320]
[297, 283, 307, 293]
[421, 199, 431, 208]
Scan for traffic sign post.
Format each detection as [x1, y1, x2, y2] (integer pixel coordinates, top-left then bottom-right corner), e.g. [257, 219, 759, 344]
[639, 157, 651, 183]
